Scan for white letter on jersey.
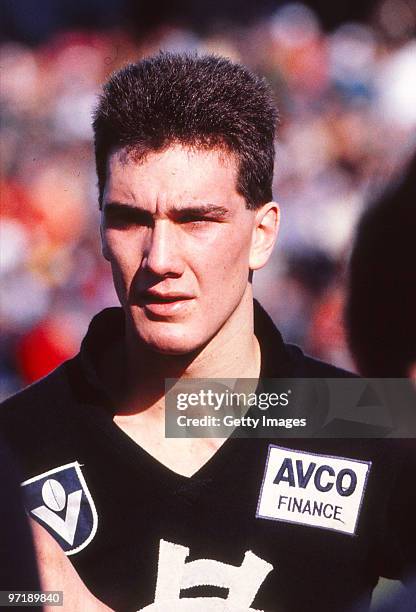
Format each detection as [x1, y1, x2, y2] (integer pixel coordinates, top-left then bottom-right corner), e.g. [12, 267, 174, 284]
[139, 539, 273, 611]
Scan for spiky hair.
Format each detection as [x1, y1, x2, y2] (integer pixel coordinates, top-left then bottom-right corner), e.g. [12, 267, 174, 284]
[93, 52, 278, 209]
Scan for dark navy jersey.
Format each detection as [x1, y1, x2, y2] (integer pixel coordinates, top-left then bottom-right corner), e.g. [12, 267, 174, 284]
[0, 440, 40, 596]
[1, 303, 415, 611]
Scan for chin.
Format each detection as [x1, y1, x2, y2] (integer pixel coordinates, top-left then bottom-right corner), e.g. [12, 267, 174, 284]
[138, 328, 206, 357]
[127, 308, 217, 357]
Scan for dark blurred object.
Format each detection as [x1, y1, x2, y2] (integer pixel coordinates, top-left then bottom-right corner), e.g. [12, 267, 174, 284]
[346, 152, 416, 376]
[0, 0, 122, 45]
[0, 0, 384, 45]
[303, 0, 380, 30]
[125, 0, 276, 36]
[0, 440, 40, 594]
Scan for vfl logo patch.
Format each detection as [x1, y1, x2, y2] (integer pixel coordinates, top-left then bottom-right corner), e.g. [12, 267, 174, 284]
[256, 445, 371, 535]
[21, 461, 98, 555]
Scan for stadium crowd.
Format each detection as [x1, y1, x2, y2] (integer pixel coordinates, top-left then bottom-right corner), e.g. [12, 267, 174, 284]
[1, 0, 415, 397]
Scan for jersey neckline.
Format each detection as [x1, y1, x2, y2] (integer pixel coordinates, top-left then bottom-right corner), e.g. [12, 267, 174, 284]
[67, 300, 296, 482]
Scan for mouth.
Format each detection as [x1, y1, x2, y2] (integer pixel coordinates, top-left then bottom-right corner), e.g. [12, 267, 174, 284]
[139, 292, 194, 304]
[138, 292, 195, 317]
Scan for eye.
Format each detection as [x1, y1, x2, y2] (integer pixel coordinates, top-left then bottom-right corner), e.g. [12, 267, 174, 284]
[180, 215, 209, 224]
[104, 207, 153, 229]
[184, 218, 214, 232]
[177, 212, 218, 229]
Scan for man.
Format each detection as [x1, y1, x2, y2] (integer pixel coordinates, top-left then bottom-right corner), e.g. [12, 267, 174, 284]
[346, 151, 416, 612]
[1, 53, 415, 612]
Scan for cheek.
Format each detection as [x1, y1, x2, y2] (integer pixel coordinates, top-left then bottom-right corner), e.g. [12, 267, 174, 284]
[106, 230, 140, 265]
[215, 229, 252, 271]
[105, 235, 142, 292]
[195, 231, 252, 292]
[109, 260, 131, 307]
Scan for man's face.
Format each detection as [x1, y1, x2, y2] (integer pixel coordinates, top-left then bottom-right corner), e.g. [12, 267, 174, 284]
[101, 144, 272, 355]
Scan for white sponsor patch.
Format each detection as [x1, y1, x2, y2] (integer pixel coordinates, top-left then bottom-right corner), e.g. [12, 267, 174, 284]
[256, 445, 371, 535]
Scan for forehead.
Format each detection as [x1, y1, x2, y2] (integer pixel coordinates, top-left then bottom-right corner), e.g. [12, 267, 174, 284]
[103, 144, 244, 210]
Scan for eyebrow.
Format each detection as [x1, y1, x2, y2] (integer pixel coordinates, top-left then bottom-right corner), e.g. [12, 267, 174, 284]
[103, 201, 230, 219]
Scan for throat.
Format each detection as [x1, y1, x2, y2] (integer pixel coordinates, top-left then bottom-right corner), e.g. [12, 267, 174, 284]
[113, 410, 227, 477]
[106, 304, 261, 475]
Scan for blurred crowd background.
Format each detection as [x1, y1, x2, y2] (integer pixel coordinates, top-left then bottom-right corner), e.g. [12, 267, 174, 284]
[1, 0, 416, 397]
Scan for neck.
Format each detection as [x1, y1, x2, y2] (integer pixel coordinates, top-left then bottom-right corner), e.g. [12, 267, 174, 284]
[118, 290, 261, 414]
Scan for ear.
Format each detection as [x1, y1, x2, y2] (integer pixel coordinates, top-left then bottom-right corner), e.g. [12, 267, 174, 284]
[249, 202, 280, 271]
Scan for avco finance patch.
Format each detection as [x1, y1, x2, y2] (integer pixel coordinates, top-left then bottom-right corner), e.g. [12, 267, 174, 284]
[256, 445, 371, 535]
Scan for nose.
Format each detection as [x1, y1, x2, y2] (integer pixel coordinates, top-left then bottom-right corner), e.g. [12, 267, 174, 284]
[142, 220, 184, 278]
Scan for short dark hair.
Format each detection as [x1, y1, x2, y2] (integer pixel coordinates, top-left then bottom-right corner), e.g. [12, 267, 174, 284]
[92, 52, 278, 209]
[346, 153, 416, 376]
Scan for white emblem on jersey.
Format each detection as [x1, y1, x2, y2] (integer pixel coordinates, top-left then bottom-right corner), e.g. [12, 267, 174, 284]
[139, 539, 273, 611]
[21, 461, 98, 555]
[256, 445, 371, 535]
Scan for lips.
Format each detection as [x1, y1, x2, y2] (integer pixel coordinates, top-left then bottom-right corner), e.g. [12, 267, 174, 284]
[139, 291, 194, 304]
[138, 291, 195, 317]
